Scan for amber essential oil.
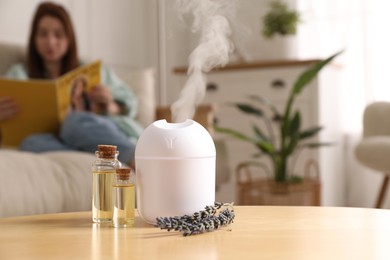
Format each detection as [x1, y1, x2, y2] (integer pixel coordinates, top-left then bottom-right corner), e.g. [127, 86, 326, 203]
[92, 170, 115, 222]
[112, 167, 135, 228]
[92, 145, 121, 223]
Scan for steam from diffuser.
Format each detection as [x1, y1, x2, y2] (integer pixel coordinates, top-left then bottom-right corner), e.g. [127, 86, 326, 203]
[171, 0, 238, 123]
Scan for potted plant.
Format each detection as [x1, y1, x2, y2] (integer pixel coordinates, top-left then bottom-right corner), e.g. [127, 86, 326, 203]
[262, 0, 301, 39]
[214, 51, 342, 204]
[259, 0, 301, 60]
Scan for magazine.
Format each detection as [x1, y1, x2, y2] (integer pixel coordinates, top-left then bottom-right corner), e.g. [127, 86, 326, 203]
[0, 60, 101, 147]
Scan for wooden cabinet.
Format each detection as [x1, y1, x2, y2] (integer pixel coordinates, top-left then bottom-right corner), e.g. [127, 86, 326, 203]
[171, 60, 345, 206]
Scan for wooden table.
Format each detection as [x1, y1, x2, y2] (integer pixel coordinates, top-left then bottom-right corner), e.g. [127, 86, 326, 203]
[1, 206, 390, 259]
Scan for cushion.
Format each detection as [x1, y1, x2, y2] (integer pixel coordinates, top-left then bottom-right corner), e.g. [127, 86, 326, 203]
[0, 41, 25, 75]
[355, 137, 390, 173]
[0, 150, 96, 217]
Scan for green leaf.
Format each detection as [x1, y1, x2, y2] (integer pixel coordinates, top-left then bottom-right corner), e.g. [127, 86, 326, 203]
[281, 111, 299, 150]
[299, 126, 323, 140]
[248, 95, 282, 120]
[256, 141, 275, 155]
[235, 103, 263, 117]
[252, 125, 270, 142]
[299, 142, 333, 148]
[285, 135, 298, 156]
[283, 112, 300, 156]
[292, 51, 343, 95]
[289, 111, 301, 136]
[281, 114, 290, 137]
[214, 126, 254, 142]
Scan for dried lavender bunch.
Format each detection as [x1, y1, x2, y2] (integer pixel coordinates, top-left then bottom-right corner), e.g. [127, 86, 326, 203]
[155, 202, 235, 236]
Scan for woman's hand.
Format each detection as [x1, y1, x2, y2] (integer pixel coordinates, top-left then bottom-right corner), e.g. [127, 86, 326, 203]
[88, 84, 121, 115]
[0, 96, 19, 123]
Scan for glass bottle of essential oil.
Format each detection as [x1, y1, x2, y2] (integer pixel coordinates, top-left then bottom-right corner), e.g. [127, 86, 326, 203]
[92, 144, 121, 223]
[112, 167, 135, 228]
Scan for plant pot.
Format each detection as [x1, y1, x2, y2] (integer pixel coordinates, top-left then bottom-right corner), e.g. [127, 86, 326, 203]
[258, 35, 298, 61]
[236, 159, 321, 206]
[234, 34, 299, 62]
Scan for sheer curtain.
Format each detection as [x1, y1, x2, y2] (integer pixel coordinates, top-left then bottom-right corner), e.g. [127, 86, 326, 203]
[297, 0, 390, 207]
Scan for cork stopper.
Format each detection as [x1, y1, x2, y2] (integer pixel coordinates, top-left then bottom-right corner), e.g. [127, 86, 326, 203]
[116, 167, 132, 180]
[97, 144, 117, 158]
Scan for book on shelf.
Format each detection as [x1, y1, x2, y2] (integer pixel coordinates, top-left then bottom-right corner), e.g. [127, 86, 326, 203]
[0, 60, 101, 147]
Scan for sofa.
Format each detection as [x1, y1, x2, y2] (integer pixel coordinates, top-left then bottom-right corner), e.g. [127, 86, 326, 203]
[0, 41, 156, 217]
[0, 41, 230, 218]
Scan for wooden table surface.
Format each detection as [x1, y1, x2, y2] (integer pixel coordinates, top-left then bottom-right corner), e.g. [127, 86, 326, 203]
[1, 206, 390, 260]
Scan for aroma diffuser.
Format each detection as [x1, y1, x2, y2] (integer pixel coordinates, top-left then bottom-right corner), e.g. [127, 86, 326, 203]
[135, 119, 216, 224]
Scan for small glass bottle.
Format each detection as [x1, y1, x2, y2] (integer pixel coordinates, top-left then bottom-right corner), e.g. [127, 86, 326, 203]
[92, 144, 121, 223]
[112, 167, 135, 228]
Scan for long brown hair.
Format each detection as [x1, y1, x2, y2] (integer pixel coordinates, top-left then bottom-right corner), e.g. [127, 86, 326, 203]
[27, 2, 79, 79]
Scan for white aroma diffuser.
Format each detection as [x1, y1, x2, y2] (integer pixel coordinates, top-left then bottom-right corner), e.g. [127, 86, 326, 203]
[135, 119, 216, 224]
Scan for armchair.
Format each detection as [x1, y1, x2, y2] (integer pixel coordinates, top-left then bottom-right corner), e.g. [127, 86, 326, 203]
[355, 102, 390, 208]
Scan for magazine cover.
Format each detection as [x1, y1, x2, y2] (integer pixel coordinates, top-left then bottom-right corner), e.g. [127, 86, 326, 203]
[0, 60, 101, 147]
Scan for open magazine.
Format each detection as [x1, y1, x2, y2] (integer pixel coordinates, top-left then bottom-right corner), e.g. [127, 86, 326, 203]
[0, 60, 101, 147]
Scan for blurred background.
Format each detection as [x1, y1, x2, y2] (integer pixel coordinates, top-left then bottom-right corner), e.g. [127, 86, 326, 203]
[1, 0, 390, 208]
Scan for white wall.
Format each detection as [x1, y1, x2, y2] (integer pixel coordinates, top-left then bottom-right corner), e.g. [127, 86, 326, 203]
[0, 0, 158, 71]
[0, 0, 40, 44]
